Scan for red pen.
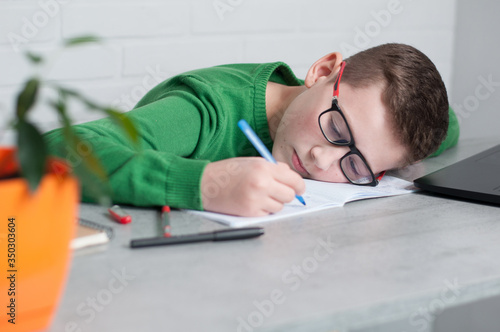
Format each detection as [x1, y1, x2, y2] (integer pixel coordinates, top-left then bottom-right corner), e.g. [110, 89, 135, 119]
[161, 206, 171, 237]
[108, 205, 132, 224]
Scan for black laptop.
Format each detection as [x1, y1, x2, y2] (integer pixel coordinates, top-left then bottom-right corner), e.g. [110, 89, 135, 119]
[414, 144, 500, 205]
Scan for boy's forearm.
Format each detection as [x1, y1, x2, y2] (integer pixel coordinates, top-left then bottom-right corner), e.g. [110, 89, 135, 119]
[44, 127, 210, 210]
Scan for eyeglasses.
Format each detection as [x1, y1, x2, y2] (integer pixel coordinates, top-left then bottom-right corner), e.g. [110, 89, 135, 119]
[318, 61, 385, 186]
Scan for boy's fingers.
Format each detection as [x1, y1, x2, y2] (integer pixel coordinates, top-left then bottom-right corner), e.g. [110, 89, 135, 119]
[261, 197, 285, 215]
[268, 181, 296, 205]
[273, 162, 306, 195]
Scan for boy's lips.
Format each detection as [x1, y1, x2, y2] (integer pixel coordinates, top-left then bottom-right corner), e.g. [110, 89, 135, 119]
[292, 150, 309, 176]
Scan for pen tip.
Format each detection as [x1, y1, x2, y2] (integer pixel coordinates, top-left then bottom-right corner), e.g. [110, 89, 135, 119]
[296, 195, 306, 205]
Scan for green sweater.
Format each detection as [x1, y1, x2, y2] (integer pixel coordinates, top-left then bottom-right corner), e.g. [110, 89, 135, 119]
[44, 62, 459, 210]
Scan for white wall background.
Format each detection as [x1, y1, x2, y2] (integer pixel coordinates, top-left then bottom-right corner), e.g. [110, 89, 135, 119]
[451, 0, 500, 140]
[0, 0, 458, 144]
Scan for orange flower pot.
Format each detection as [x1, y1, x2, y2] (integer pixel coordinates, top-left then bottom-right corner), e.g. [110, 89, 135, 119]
[0, 148, 79, 332]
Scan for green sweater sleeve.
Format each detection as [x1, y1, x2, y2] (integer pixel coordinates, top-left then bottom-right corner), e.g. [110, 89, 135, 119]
[428, 106, 460, 158]
[44, 94, 211, 210]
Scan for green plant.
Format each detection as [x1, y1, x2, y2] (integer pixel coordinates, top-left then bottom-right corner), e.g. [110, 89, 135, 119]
[12, 36, 139, 203]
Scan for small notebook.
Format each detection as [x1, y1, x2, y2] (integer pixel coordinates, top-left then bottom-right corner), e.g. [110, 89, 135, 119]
[71, 218, 113, 250]
[188, 175, 416, 227]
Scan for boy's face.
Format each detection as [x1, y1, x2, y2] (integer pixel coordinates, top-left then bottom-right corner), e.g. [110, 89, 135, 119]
[271, 62, 407, 183]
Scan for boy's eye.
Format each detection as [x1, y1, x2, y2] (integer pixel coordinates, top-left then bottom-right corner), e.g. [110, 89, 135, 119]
[349, 158, 360, 176]
[341, 154, 372, 183]
[327, 113, 349, 143]
[329, 118, 341, 136]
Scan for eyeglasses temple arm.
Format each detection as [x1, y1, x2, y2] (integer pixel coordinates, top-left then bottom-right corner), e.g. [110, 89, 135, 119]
[376, 170, 386, 182]
[333, 61, 346, 98]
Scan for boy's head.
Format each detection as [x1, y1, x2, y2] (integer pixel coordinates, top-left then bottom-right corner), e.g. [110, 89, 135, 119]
[270, 43, 449, 184]
[341, 43, 449, 164]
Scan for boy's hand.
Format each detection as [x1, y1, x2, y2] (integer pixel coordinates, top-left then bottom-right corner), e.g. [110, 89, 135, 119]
[201, 157, 305, 217]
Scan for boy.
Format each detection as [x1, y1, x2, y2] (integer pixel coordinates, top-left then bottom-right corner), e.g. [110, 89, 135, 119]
[44, 43, 459, 217]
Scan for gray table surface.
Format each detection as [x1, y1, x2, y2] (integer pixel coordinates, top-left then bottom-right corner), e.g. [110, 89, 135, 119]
[51, 137, 500, 332]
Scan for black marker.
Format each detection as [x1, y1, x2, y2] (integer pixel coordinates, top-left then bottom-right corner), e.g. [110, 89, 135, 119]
[130, 227, 264, 248]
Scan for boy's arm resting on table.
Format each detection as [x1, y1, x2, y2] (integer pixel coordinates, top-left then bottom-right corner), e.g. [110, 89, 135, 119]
[428, 106, 460, 158]
[43, 95, 210, 210]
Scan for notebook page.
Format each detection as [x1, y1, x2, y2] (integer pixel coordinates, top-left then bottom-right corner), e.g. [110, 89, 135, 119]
[187, 176, 416, 227]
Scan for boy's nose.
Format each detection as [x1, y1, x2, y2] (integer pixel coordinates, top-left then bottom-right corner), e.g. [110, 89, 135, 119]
[310, 144, 347, 171]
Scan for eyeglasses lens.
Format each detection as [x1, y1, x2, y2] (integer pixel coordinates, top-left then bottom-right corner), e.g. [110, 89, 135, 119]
[340, 154, 373, 184]
[319, 110, 351, 144]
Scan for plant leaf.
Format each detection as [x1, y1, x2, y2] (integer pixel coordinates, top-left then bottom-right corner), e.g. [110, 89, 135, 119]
[16, 77, 39, 119]
[49, 93, 111, 202]
[104, 108, 140, 145]
[25, 51, 43, 64]
[67, 133, 112, 205]
[56, 86, 80, 99]
[73, 136, 108, 181]
[16, 120, 47, 191]
[77, 170, 112, 206]
[59, 125, 108, 183]
[64, 35, 100, 47]
[59, 88, 100, 110]
[53, 88, 140, 147]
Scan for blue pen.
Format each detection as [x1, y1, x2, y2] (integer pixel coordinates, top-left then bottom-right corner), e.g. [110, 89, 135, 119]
[238, 119, 306, 206]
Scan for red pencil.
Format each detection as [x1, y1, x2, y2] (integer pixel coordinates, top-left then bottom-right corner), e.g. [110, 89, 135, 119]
[108, 205, 132, 224]
[161, 206, 171, 237]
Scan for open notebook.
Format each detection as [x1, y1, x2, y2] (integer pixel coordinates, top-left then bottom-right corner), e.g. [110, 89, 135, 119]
[188, 176, 416, 227]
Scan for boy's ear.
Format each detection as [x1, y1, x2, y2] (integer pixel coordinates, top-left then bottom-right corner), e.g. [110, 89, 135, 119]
[304, 52, 343, 88]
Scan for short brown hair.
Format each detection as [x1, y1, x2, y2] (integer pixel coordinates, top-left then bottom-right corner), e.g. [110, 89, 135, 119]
[342, 43, 449, 165]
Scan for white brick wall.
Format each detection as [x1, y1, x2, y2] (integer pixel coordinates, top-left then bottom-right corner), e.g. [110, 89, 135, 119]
[0, 0, 457, 144]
